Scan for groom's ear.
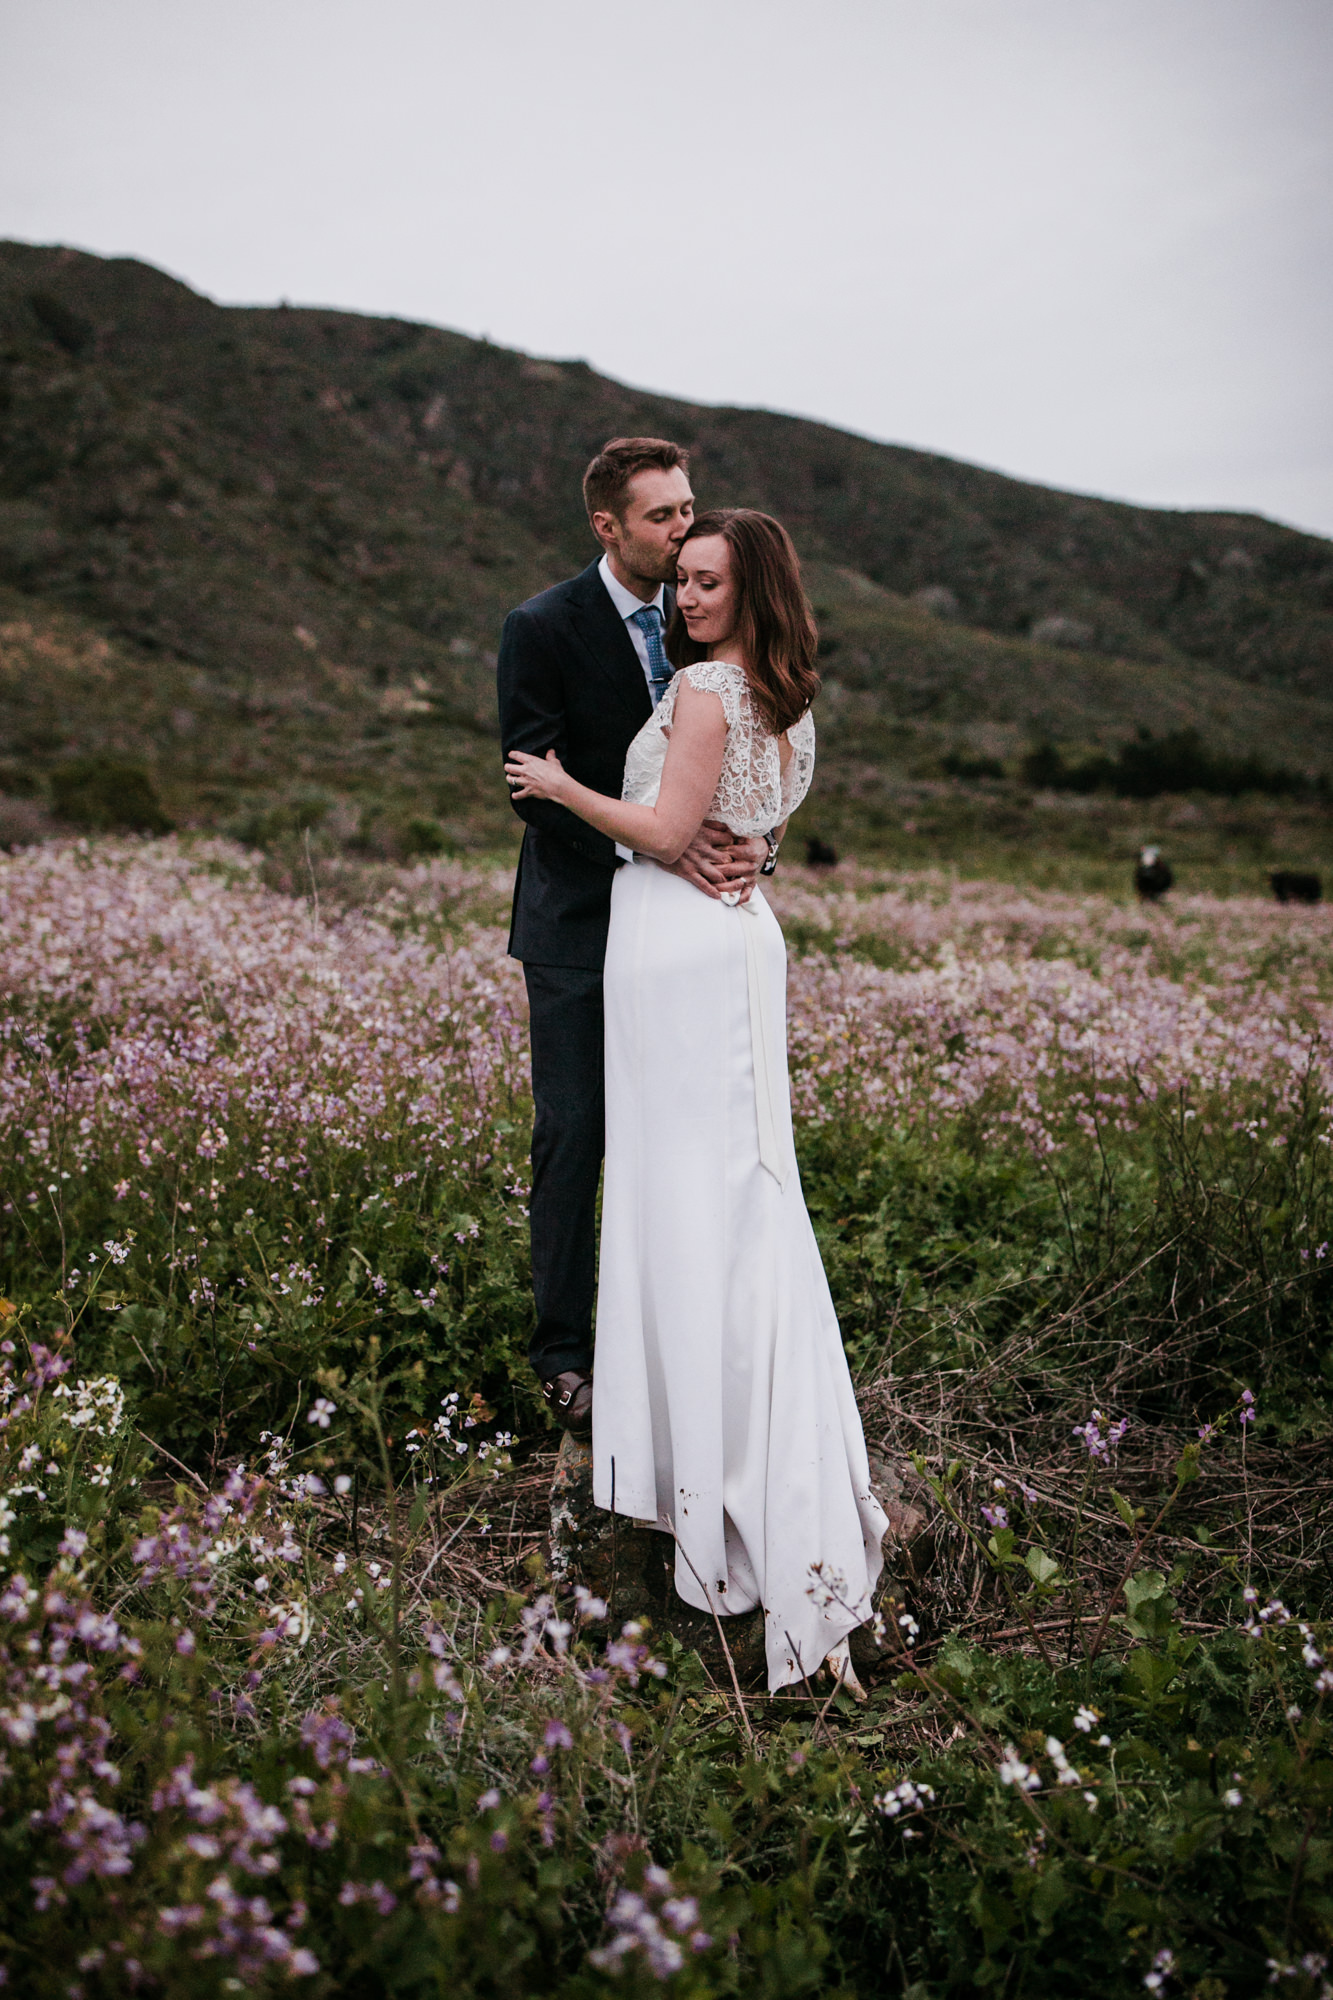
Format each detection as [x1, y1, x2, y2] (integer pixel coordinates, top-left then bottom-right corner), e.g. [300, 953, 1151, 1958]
[589, 506, 622, 553]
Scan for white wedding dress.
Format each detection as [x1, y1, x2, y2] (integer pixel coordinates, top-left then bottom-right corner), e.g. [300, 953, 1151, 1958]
[592, 660, 888, 1691]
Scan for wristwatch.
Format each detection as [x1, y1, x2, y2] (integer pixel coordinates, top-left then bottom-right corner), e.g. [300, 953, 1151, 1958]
[760, 830, 781, 876]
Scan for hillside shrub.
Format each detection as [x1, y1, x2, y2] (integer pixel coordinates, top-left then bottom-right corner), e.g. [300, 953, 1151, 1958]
[231, 794, 330, 848]
[402, 815, 453, 858]
[27, 288, 95, 358]
[50, 757, 173, 834]
[1022, 728, 1320, 800]
[0, 760, 40, 799]
[941, 749, 1005, 782]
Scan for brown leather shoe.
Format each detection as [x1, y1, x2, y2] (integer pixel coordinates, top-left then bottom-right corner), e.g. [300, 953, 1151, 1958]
[541, 1369, 593, 1439]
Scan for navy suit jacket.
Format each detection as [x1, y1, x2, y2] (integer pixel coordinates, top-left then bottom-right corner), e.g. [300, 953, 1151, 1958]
[498, 559, 673, 969]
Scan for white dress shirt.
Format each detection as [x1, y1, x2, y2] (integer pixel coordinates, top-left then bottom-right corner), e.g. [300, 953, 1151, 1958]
[599, 553, 669, 862]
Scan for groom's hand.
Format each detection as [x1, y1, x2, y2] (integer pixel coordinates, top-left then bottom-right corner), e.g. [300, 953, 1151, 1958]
[665, 821, 766, 901]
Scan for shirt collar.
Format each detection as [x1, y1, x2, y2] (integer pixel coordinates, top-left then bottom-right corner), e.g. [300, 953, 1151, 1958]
[598, 551, 666, 623]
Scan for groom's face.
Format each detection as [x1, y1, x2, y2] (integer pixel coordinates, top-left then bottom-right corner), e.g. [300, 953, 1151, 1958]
[596, 466, 695, 587]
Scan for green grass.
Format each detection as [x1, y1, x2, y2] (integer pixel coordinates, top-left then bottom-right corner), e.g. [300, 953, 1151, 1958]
[1, 844, 1331, 1993]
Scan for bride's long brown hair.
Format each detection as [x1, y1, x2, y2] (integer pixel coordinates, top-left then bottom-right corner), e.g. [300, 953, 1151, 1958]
[665, 509, 820, 735]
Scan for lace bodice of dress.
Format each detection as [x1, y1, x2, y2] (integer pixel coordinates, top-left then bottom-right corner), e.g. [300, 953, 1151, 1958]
[621, 660, 815, 838]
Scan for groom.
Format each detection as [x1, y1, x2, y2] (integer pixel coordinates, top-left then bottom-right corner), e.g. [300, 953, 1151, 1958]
[498, 436, 766, 1436]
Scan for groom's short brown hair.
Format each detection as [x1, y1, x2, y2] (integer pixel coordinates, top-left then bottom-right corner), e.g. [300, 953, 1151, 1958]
[583, 437, 690, 525]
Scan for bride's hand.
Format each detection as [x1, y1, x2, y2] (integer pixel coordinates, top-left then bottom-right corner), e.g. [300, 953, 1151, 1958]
[505, 749, 569, 801]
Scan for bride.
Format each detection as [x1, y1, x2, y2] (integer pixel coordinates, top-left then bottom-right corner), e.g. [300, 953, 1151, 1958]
[505, 508, 887, 1695]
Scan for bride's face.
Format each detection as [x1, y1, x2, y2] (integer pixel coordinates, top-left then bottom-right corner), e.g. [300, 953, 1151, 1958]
[676, 535, 740, 652]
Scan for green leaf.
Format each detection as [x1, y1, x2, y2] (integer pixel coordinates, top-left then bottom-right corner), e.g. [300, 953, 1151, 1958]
[1114, 1733, 1164, 1769]
[967, 1883, 1017, 1951]
[1031, 1861, 1068, 1930]
[1124, 1569, 1179, 1643]
[1174, 1442, 1201, 1488]
[1024, 1546, 1064, 1588]
[1110, 1488, 1141, 1529]
[938, 1638, 976, 1681]
[1124, 1649, 1180, 1703]
[1123, 1569, 1167, 1613]
[935, 1665, 972, 1699]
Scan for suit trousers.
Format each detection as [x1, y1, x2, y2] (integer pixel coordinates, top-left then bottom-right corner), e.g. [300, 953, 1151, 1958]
[523, 962, 604, 1381]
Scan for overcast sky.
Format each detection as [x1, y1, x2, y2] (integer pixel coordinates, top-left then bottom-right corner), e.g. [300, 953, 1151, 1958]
[3, 0, 1331, 537]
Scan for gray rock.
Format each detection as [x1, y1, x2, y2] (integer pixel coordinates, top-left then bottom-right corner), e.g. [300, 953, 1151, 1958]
[1031, 614, 1095, 649]
[868, 1451, 931, 1560]
[914, 585, 960, 620]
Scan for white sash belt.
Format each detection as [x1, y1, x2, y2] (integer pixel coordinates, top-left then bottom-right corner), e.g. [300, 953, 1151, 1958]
[724, 894, 790, 1188]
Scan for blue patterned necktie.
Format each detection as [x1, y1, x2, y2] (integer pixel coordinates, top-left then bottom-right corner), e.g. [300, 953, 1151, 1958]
[630, 604, 673, 707]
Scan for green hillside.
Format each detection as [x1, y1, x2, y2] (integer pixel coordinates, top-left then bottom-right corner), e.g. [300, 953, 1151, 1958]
[2, 239, 1331, 889]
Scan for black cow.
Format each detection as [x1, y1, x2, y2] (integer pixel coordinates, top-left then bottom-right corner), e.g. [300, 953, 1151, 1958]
[805, 837, 838, 868]
[1271, 870, 1322, 904]
[1135, 846, 1173, 902]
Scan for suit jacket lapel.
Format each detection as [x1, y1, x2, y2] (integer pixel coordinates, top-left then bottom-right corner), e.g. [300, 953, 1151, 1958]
[567, 561, 654, 728]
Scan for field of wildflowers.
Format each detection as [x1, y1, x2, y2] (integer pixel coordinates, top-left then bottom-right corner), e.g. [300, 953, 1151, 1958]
[1, 837, 1331, 1996]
